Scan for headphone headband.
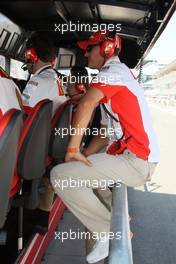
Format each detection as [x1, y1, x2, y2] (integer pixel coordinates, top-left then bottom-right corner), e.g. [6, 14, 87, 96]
[25, 47, 38, 63]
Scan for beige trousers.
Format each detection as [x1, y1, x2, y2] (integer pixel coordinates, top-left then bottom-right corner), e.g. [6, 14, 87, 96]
[50, 149, 157, 235]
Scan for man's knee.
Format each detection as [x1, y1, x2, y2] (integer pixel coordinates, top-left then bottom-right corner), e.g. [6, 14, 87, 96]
[128, 174, 148, 187]
[50, 167, 69, 192]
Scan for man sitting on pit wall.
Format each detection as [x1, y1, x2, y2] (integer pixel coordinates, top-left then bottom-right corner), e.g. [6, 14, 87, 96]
[50, 31, 159, 263]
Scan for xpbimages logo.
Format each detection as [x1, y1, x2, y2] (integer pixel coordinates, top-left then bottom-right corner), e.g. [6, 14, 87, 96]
[54, 178, 122, 190]
[54, 125, 122, 139]
[54, 21, 121, 34]
[54, 229, 122, 243]
[54, 125, 108, 139]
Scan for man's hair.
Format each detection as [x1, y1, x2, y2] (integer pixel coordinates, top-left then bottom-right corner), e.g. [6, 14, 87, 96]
[70, 66, 89, 85]
[114, 46, 120, 56]
[26, 32, 56, 62]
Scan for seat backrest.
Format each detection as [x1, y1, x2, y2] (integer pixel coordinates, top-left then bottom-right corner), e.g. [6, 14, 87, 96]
[84, 105, 102, 148]
[17, 99, 53, 180]
[0, 109, 22, 228]
[49, 100, 72, 163]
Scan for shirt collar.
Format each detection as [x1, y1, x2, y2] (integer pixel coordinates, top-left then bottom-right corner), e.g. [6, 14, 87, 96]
[34, 64, 52, 75]
[103, 55, 120, 68]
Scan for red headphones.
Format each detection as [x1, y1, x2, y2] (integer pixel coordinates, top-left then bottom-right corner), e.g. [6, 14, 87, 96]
[75, 83, 87, 94]
[100, 33, 122, 59]
[51, 56, 56, 67]
[25, 48, 56, 68]
[25, 48, 38, 63]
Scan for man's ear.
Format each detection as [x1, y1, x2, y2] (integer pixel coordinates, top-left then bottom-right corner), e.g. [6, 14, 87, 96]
[115, 34, 118, 47]
[51, 56, 56, 67]
[115, 35, 122, 54]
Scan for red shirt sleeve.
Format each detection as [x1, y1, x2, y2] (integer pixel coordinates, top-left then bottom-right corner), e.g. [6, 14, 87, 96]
[90, 82, 125, 102]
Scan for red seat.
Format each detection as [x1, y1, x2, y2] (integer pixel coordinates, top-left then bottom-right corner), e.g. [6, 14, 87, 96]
[23, 105, 33, 116]
[0, 109, 22, 228]
[10, 99, 53, 209]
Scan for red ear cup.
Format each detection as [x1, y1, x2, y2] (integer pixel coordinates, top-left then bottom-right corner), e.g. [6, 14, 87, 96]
[100, 34, 122, 58]
[25, 48, 38, 63]
[75, 83, 86, 94]
[100, 39, 116, 58]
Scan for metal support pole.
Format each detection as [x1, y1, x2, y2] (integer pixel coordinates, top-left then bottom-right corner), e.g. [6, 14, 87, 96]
[108, 183, 133, 264]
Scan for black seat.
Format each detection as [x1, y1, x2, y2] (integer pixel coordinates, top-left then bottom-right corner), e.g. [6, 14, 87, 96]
[49, 101, 72, 164]
[84, 105, 102, 148]
[0, 109, 22, 228]
[16, 99, 53, 209]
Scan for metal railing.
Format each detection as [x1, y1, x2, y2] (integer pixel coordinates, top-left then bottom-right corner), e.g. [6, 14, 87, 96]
[108, 183, 133, 264]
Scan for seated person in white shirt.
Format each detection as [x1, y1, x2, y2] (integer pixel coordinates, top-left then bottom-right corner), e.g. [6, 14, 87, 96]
[0, 66, 22, 114]
[22, 32, 66, 115]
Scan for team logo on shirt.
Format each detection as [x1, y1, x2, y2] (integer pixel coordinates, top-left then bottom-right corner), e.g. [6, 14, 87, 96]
[28, 80, 39, 86]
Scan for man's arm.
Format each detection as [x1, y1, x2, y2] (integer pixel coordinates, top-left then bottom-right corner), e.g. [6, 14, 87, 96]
[65, 87, 105, 165]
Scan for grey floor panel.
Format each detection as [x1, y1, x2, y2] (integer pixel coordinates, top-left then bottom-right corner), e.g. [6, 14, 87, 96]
[128, 188, 176, 264]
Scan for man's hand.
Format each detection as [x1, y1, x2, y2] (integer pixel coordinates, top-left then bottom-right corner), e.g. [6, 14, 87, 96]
[65, 152, 92, 167]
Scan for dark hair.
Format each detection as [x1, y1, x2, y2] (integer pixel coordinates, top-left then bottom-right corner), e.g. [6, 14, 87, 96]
[70, 66, 89, 84]
[114, 46, 120, 56]
[26, 32, 56, 62]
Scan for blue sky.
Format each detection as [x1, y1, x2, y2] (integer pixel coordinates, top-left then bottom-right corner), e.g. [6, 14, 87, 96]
[146, 10, 176, 63]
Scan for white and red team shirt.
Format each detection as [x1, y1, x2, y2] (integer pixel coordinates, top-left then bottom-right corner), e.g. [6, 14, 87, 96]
[0, 70, 21, 115]
[22, 65, 67, 115]
[91, 56, 160, 163]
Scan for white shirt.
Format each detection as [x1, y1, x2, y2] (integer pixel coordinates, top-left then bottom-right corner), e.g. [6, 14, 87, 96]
[100, 104, 123, 143]
[22, 65, 67, 115]
[91, 56, 160, 162]
[0, 75, 21, 114]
